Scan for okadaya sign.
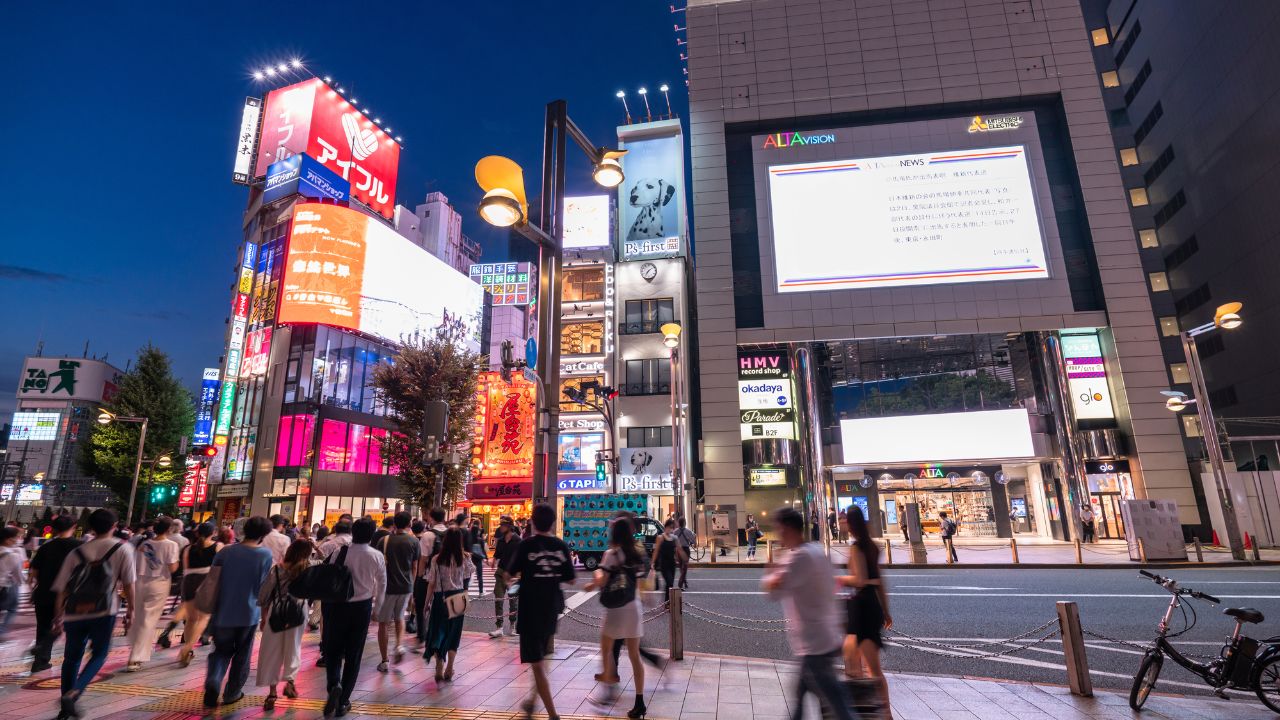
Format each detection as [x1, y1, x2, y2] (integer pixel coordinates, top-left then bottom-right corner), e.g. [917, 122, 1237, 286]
[738, 379, 793, 409]
[737, 349, 797, 440]
[617, 447, 673, 493]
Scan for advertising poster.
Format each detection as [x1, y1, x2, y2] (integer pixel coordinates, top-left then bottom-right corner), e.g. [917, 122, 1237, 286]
[18, 358, 121, 403]
[193, 368, 220, 445]
[241, 327, 273, 377]
[617, 120, 685, 261]
[558, 433, 604, 472]
[1061, 333, 1116, 426]
[10, 412, 61, 441]
[617, 447, 674, 493]
[263, 153, 350, 206]
[737, 349, 797, 440]
[562, 195, 612, 250]
[231, 96, 262, 184]
[281, 204, 483, 349]
[470, 371, 537, 480]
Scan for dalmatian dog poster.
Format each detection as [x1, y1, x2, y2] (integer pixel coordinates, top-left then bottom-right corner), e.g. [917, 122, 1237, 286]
[618, 125, 684, 260]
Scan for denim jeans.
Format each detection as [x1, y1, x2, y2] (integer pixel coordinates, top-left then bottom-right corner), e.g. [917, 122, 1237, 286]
[322, 599, 372, 704]
[0, 584, 18, 640]
[204, 624, 256, 701]
[61, 615, 116, 695]
[793, 651, 854, 720]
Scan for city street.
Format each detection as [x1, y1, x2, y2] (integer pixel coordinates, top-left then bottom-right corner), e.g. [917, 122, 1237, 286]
[460, 565, 1280, 697]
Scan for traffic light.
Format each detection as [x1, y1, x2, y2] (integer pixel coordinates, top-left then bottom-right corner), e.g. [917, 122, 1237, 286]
[598, 385, 619, 401]
[191, 446, 217, 458]
[595, 459, 608, 485]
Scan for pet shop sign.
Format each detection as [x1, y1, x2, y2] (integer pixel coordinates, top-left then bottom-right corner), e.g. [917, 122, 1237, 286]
[618, 447, 674, 493]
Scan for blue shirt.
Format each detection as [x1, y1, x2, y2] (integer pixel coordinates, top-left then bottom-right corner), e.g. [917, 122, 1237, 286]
[210, 543, 273, 628]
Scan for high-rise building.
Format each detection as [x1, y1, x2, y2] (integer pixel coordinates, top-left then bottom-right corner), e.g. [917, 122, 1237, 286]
[395, 192, 483, 275]
[1080, 1, 1280, 531]
[684, 0, 1202, 541]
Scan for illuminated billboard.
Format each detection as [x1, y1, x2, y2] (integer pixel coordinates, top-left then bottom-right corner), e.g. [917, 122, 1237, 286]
[11, 412, 61, 441]
[617, 119, 687, 261]
[469, 262, 532, 306]
[840, 409, 1035, 465]
[19, 358, 121, 402]
[231, 96, 262, 184]
[254, 78, 400, 218]
[241, 327, 273, 377]
[767, 145, 1048, 292]
[563, 195, 612, 250]
[471, 371, 537, 480]
[281, 204, 483, 348]
[263, 153, 349, 206]
[1061, 333, 1116, 427]
[193, 368, 220, 445]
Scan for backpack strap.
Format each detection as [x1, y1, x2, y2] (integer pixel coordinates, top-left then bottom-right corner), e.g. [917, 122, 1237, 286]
[99, 540, 123, 564]
[332, 544, 349, 567]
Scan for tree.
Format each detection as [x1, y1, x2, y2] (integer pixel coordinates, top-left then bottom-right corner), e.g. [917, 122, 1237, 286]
[80, 344, 194, 522]
[370, 319, 481, 508]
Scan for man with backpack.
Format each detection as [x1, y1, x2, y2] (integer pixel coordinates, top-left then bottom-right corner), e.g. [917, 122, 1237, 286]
[674, 518, 695, 589]
[203, 516, 274, 708]
[938, 511, 959, 562]
[52, 508, 137, 720]
[375, 511, 418, 672]
[413, 508, 447, 645]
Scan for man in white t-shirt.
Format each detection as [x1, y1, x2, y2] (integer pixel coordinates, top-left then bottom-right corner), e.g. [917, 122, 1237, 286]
[170, 519, 190, 554]
[262, 515, 292, 564]
[126, 517, 180, 671]
[53, 509, 137, 720]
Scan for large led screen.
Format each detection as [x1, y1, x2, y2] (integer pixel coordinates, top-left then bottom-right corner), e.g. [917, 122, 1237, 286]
[768, 145, 1048, 292]
[840, 409, 1035, 465]
[281, 204, 483, 349]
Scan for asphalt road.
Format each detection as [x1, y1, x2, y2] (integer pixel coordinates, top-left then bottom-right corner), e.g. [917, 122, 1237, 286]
[462, 565, 1280, 697]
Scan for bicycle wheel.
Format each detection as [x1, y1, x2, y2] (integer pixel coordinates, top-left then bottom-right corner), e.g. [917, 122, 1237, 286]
[1129, 651, 1163, 710]
[688, 545, 706, 562]
[1254, 655, 1280, 713]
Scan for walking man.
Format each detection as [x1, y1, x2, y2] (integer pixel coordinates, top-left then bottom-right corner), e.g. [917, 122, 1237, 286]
[263, 515, 292, 564]
[488, 516, 520, 638]
[0, 527, 25, 642]
[413, 508, 447, 644]
[674, 517, 695, 589]
[322, 517, 385, 717]
[938, 511, 959, 562]
[376, 511, 418, 672]
[28, 515, 81, 672]
[52, 509, 136, 720]
[505, 504, 575, 720]
[126, 517, 179, 671]
[762, 507, 854, 720]
[203, 516, 274, 708]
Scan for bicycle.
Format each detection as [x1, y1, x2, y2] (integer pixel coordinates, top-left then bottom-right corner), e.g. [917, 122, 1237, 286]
[686, 543, 707, 562]
[1129, 569, 1280, 713]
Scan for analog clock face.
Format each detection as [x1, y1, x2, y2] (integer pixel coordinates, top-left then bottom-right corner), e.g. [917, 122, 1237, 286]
[640, 262, 658, 281]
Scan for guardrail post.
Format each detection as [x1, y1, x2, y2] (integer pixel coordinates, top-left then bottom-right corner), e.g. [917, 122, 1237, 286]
[1138, 538, 1147, 563]
[1193, 538, 1204, 563]
[944, 538, 955, 564]
[766, 540, 774, 563]
[884, 538, 893, 565]
[1074, 538, 1083, 564]
[1010, 538, 1019, 564]
[669, 588, 684, 661]
[1056, 601, 1092, 697]
[711, 539, 717, 563]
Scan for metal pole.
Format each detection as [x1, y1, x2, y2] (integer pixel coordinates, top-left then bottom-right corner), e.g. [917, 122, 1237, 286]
[544, 100, 567, 510]
[124, 418, 148, 528]
[669, 345, 684, 524]
[794, 346, 830, 551]
[140, 461, 153, 524]
[4, 439, 31, 523]
[1184, 331, 1245, 560]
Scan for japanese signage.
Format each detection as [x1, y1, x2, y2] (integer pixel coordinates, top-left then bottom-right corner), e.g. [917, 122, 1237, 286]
[618, 447, 674, 493]
[1061, 333, 1116, 426]
[10, 412, 60, 441]
[193, 368, 220, 445]
[557, 474, 612, 493]
[18, 358, 121, 402]
[967, 114, 1024, 133]
[617, 119, 687, 262]
[737, 350, 797, 440]
[468, 262, 532, 306]
[471, 371, 537, 480]
[178, 461, 208, 507]
[748, 467, 788, 487]
[241, 327, 273, 378]
[263, 153, 350, 206]
[563, 195, 612, 250]
[466, 481, 533, 501]
[231, 96, 262, 184]
[216, 483, 251, 499]
[254, 78, 400, 218]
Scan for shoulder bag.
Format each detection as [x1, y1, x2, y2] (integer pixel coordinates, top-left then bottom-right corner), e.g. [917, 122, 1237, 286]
[289, 545, 354, 602]
[193, 564, 222, 615]
[267, 566, 306, 632]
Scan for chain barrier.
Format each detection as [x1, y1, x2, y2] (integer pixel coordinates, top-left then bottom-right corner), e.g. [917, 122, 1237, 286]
[683, 607, 791, 633]
[1079, 628, 1149, 652]
[683, 600, 790, 624]
[887, 629, 1061, 659]
[886, 617, 1059, 654]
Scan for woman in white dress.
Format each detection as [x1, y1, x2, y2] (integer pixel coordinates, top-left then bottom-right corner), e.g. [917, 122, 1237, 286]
[585, 517, 647, 719]
[256, 538, 312, 710]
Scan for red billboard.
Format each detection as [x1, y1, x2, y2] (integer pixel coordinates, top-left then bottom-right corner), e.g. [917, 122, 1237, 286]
[470, 371, 537, 481]
[254, 78, 400, 219]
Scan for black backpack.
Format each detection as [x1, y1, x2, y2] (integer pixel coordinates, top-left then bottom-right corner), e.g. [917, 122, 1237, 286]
[599, 562, 637, 609]
[288, 545, 354, 602]
[266, 566, 306, 632]
[63, 542, 124, 615]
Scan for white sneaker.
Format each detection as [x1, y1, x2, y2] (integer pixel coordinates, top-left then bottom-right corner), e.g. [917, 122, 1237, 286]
[488, 629, 504, 639]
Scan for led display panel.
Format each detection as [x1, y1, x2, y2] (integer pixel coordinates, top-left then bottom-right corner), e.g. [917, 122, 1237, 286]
[840, 409, 1035, 464]
[281, 204, 483, 349]
[471, 371, 537, 480]
[768, 145, 1048, 292]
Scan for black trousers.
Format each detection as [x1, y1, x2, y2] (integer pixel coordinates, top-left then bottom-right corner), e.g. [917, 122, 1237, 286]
[32, 591, 58, 664]
[657, 566, 676, 600]
[412, 577, 429, 641]
[322, 599, 373, 703]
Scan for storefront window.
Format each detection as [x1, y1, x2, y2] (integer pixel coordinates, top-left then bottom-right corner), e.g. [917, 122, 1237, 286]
[561, 321, 604, 355]
[346, 423, 370, 473]
[626, 426, 673, 448]
[276, 414, 314, 467]
[318, 419, 347, 471]
[559, 433, 604, 472]
[369, 427, 387, 474]
[563, 268, 604, 302]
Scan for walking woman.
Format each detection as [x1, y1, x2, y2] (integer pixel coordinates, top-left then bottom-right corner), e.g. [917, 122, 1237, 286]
[584, 517, 648, 718]
[126, 517, 179, 672]
[468, 519, 487, 595]
[174, 522, 221, 666]
[422, 527, 473, 682]
[650, 519, 681, 600]
[840, 507, 892, 717]
[257, 538, 311, 710]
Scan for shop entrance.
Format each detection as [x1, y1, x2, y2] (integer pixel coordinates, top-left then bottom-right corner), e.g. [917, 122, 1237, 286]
[873, 466, 1007, 538]
[1085, 461, 1134, 540]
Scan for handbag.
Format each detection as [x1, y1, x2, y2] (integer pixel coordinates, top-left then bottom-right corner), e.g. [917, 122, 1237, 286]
[267, 567, 305, 632]
[193, 565, 222, 615]
[599, 563, 637, 609]
[445, 590, 469, 619]
[289, 545, 354, 603]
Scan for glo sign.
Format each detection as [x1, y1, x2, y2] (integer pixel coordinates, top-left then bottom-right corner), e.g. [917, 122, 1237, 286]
[1060, 332, 1116, 428]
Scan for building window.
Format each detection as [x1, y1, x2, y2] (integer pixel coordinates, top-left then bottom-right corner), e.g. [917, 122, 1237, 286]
[1175, 283, 1212, 316]
[1153, 190, 1187, 229]
[1182, 414, 1201, 438]
[1123, 61, 1153, 105]
[1114, 20, 1142, 65]
[1169, 363, 1191, 384]
[1142, 145, 1176, 186]
[1198, 333, 1225, 359]
[1159, 316, 1180, 337]
[624, 359, 671, 396]
[1148, 272, 1169, 292]
[560, 321, 604, 355]
[1134, 102, 1163, 144]
[1109, 108, 1130, 128]
[1139, 228, 1160, 248]
[275, 414, 315, 467]
[1119, 148, 1139, 166]
[1091, 27, 1110, 46]
[626, 426, 673, 448]
[624, 298, 676, 335]
[1164, 235, 1199, 270]
[1129, 187, 1149, 207]
[563, 268, 604, 302]
[560, 375, 604, 413]
[1101, 70, 1121, 88]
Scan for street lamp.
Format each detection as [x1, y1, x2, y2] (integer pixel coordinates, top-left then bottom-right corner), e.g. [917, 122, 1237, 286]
[661, 322, 688, 528]
[97, 409, 150, 527]
[1165, 301, 1246, 560]
[474, 100, 627, 510]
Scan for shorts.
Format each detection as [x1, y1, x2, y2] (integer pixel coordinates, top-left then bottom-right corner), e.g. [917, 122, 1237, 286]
[846, 589, 885, 648]
[518, 624, 557, 663]
[375, 593, 411, 624]
[180, 573, 207, 602]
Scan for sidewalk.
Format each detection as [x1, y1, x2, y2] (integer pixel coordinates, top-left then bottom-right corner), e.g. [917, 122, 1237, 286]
[0, 623, 1268, 719]
[694, 538, 1280, 568]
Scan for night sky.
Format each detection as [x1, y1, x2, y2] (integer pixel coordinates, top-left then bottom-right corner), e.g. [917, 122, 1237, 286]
[0, 2, 688, 416]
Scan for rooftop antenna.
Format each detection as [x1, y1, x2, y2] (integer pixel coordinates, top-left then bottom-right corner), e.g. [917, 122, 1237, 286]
[35, 340, 44, 357]
[83, 340, 90, 358]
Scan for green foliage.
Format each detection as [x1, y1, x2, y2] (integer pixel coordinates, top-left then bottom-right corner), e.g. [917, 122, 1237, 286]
[370, 319, 481, 508]
[79, 345, 194, 521]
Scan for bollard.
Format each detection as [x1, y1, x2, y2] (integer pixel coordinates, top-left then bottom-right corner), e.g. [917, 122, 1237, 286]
[711, 539, 717, 564]
[1194, 538, 1204, 563]
[1074, 538, 1082, 564]
[1056, 601, 1093, 697]
[884, 538, 893, 565]
[1138, 538, 1148, 563]
[766, 540, 774, 563]
[669, 588, 684, 661]
[944, 538, 955, 564]
[1254, 540, 1262, 562]
[1010, 537, 1020, 564]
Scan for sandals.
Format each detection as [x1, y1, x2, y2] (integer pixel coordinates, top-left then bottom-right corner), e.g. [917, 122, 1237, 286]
[443, 667, 454, 681]
[177, 649, 194, 668]
[263, 694, 276, 711]
[283, 680, 297, 699]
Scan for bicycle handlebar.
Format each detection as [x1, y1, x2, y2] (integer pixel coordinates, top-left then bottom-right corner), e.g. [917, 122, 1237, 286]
[1139, 570, 1219, 603]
